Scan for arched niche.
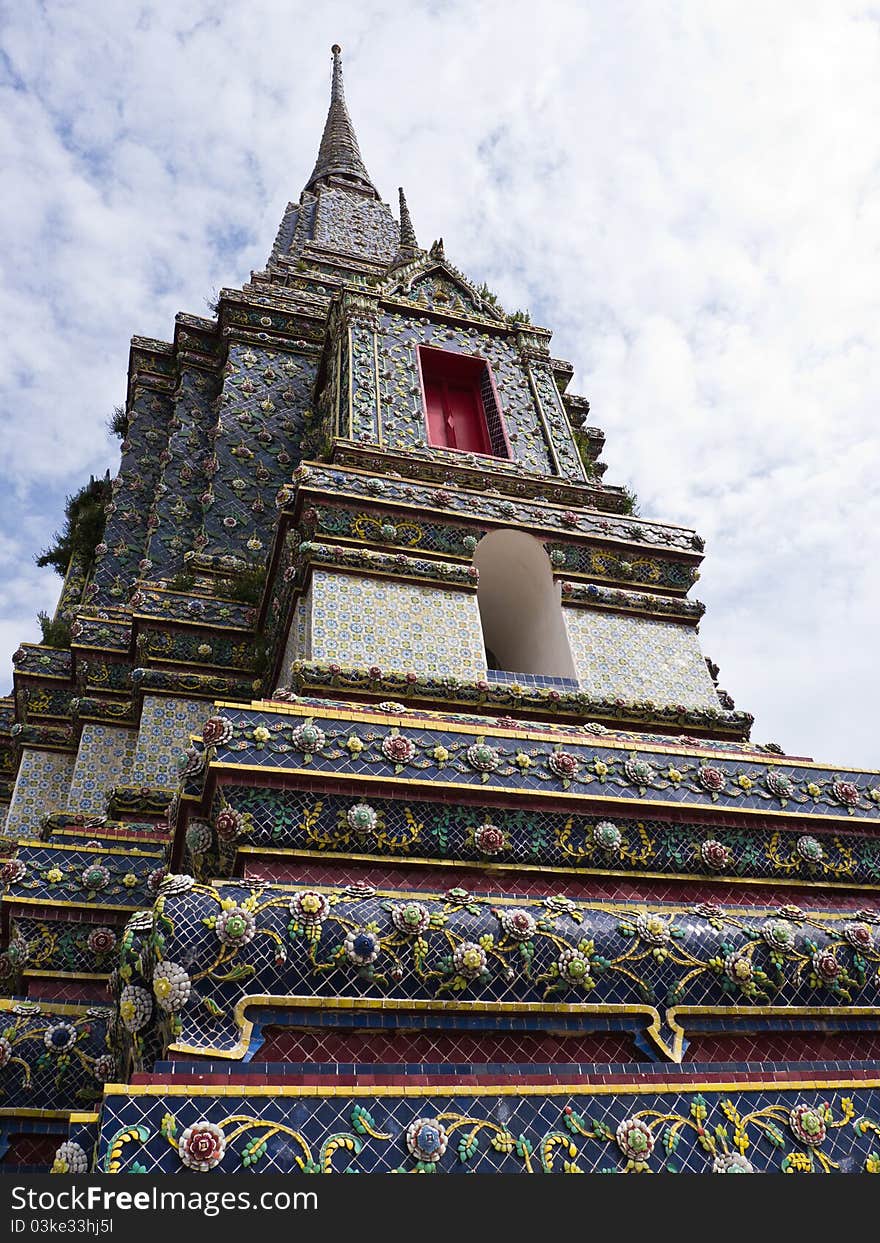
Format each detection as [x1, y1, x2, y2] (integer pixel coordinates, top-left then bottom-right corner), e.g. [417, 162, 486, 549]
[473, 529, 577, 679]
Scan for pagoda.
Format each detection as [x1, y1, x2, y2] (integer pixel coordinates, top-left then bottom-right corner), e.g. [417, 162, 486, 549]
[1, 46, 880, 1176]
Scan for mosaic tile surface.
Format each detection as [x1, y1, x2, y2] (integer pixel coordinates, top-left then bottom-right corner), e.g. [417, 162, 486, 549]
[67, 726, 137, 815]
[5, 750, 75, 839]
[564, 609, 720, 710]
[308, 570, 486, 678]
[130, 696, 209, 787]
[96, 1082, 880, 1173]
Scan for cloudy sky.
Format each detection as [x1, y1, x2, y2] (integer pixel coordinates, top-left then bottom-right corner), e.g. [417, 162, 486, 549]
[1, 1, 879, 767]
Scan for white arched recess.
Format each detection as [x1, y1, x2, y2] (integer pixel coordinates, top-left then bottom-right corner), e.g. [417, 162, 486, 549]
[473, 529, 577, 679]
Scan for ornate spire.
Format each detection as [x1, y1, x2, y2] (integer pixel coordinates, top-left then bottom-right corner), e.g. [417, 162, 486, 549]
[304, 44, 378, 197]
[390, 187, 421, 267]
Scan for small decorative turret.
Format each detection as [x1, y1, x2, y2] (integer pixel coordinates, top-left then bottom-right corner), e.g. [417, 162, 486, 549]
[390, 187, 422, 267]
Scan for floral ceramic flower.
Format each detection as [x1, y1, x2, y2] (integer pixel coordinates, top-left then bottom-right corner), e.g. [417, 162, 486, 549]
[712, 1152, 754, 1173]
[697, 765, 726, 793]
[724, 950, 754, 987]
[153, 961, 192, 1012]
[762, 919, 797, 953]
[616, 1117, 655, 1162]
[843, 921, 874, 952]
[635, 912, 670, 945]
[624, 757, 656, 786]
[811, 947, 841, 983]
[290, 890, 330, 924]
[382, 735, 415, 765]
[764, 771, 794, 799]
[251, 726, 271, 746]
[92, 1053, 116, 1081]
[592, 821, 622, 852]
[43, 1022, 77, 1053]
[291, 721, 325, 752]
[558, 947, 593, 987]
[186, 821, 213, 855]
[514, 751, 532, 770]
[158, 875, 194, 898]
[453, 941, 487, 979]
[391, 901, 431, 936]
[832, 780, 860, 808]
[592, 759, 610, 778]
[498, 908, 536, 942]
[806, 782, 822, 798]
[201, 716, 234, 746]
[736, 774, 753, 792]
[179, 1121, 226, 1172]
[122, 872, 138, 889]
[431, 745, 449, 763]
[0, 859, 26, 885]
[86, 928, 117, 956]
[197, 643, 213, 658]
[0, 1036, 11, 1068]
[701, 840, 733, 871]
[344, 929, 380, 965]
[119, 986, 152, 1033]
[549, 751, 579, 780]
[467, 743, 500, 773]
[346, 803, 377, 835]
[666, 767, 683, 784]
[81, 864, 110, 891]
[215, 905, 256, 947]
[177, 746, 206, 777]
[215, 807, 245, 842]
[789, 1104, 827, 1147]
[796, 835, 824, 863]
[406, 1118, 448, 1164]
[473, 822, 507, 856]
[51, 1141, 89, 1174]
[46, 868, 64, 884]
[343, 736, 364, 758]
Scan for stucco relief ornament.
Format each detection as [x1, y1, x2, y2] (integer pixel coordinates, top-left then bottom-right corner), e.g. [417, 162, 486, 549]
[592, 821, 622, 853]
[291, 721, 326, 754]
[159, 874, 195, 897]
[466, 743, 501, 777]
[179, 1122, 227, 1172]
[382, 734, 416, 768]
[624, 756, 656, 788]
[796, 835, 824, 864]
[701, 839, 733, 871]
[713, 1152, 755, 1173]
[472, 822, 507, 856]
[81, 864, 110, 891]
[844, 921, 875, 952]
[789, 1104, 827, 1147]
[497, 908, 537, 941]
[186, 821, 213, 855]
[558, 947, 593, 988]
[86, 928, 117, 955]
[92, 1053, 116, 1081]
[762, 919, 797, 954]
[635, 912, 671, 946]
[43, 1023, 77, 1053]
[290, 891, 331, 925]
[177, 746, 206, 778]
[0, 1037, 12, 1068]
[548, 751, 579, 783]
[406, 1118, 449, 1165]
[0, 858, 26, 885]
[215, 808, 245, 843]
[391, 901, 431, 936]
[344, 929, 380, 966]
[811, 947, 842, 984]
[616, 1117, 655, 1166]
[201, 716, 234, 747]
[724, 950, 755, 988]
[215, 905, 256, 947]
[832, 780, 860, 809]
[153, 961, 192, 1012]
[120, 986, 152, 1034]
[453, 942, 488, 980]
[51, 1142, 89, 1175]
[697, 765, 726, 796]
[764, 770, 795, 801]
[347, 803, 378, 835]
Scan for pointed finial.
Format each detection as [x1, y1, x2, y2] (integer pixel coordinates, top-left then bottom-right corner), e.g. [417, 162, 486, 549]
[429, 237, 445, 261]
[398, 188, 418, 250]
[304, 44, 378, 196]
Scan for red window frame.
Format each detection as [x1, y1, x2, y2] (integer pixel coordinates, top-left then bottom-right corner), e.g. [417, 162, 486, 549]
[417, 346, 510, 459]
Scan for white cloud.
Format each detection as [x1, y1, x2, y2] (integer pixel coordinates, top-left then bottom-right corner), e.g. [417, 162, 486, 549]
[1, 0, 878, 765]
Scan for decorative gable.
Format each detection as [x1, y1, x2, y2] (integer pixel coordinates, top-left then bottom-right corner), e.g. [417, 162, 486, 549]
[382, 257, 507, 323]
